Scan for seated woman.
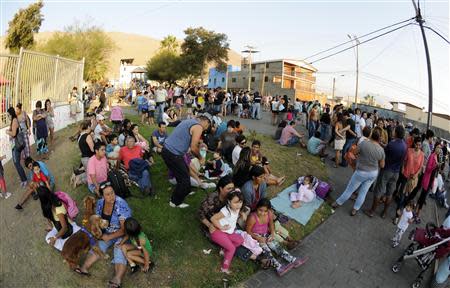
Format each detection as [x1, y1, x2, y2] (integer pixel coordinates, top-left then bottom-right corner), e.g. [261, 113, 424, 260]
[118, 119, 132, 147]
[162, 107, 181, 127]
[232, 147, 253, 189]
[118, 136, 152, 196]
[241, 166, 267, 211]
[274, 120, 287, 140]
[129, 124, 150, 154]
[78, 182, 132, 288]
[37, 186, 80, 251]
[307, 131, 328, 161]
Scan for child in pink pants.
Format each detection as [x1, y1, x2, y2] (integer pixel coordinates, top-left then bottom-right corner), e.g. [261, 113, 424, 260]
[210, 190, 245, 274]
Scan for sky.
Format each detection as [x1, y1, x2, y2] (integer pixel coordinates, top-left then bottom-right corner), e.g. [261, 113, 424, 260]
[1, 0, 449, 114]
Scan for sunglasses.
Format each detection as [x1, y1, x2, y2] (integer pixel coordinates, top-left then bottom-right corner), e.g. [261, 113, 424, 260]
[99, 181, 111, 190]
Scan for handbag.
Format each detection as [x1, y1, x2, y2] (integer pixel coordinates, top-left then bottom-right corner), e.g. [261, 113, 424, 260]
[14, 126, 26, 151]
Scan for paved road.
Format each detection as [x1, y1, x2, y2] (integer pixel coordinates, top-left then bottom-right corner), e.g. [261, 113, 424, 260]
[226, 111, 449, 288]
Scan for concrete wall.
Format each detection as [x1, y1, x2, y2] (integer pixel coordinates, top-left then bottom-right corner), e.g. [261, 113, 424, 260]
[0, 103, 84, 163]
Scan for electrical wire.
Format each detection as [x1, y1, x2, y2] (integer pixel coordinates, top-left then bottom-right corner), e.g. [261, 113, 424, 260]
[309, 22, 414, 64]
[424, 26, 450, 44]
[303, 17, 415, 61]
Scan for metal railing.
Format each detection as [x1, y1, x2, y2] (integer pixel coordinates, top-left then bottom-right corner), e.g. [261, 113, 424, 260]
[0, 48, 84, 128]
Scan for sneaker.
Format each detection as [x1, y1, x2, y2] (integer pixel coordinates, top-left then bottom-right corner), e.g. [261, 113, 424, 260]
[130, 265, 139, 274]
[219, 249, 224, 256]
[32, 192, 39, 200]
[188, 191, 195, 196]
[292, 256, 309, 268]
[3, 192, 12, 199]
[276, 262, 295, 277]
[392, 241, 399, 248]
[20, 181, 27, 188]
[220, 268, 231, 275]
[169, 201, 189, 208]
[15, 204, 23, 210]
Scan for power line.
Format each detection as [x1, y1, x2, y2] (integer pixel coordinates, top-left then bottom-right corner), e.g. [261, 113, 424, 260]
[303, 17, 415, 61]
[309, 22, 413, 64]
[424, 25, 450, 44]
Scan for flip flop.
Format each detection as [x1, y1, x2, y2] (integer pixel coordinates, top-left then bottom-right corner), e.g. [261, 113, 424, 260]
[74, 268, 91, 277]
[107, 280, 121, 288]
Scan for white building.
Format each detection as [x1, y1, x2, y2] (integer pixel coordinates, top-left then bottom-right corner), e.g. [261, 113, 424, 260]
[119, 58, 147, 88]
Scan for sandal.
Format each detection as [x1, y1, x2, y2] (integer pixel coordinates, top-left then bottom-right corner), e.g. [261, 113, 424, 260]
[107, 280, 121, 288]
[350, 209, 357, 216]
[74, 267, 91, 277]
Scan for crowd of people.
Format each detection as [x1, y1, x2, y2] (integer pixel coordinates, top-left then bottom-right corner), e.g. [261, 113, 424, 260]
[2, 82, 449, 286]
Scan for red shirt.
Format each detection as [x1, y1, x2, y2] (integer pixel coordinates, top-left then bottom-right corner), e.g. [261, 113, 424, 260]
[32, 171, 48, 184]
[119, 145, 143, 170]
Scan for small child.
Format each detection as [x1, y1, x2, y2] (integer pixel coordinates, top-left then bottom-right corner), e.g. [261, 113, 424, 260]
[392, 201, 415, 248]
[119, 217, 154, 273]
[205, 151, 225, 178]
[246, 198, 307, 276]
[106, 134, 121, 168]
[140, 96, 149, 124]
[147, 96, 156, 125]
[290, 175, 316, 208]
[32, 162, 51, 190]
[210, 190, 245, 274]
[0, 155, 11, 199]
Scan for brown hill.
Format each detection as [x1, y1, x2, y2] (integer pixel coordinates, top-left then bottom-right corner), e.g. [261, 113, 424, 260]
[1, 31, 242, 80]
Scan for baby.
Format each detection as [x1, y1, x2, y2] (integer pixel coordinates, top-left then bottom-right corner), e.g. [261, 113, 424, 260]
[290, 175, 316, 208]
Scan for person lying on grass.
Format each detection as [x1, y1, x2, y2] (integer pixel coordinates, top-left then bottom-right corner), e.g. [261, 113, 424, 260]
[118, 217, 154, 274]
[246, 198, 308, 277]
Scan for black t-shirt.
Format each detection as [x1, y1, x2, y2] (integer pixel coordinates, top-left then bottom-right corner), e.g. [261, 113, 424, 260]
[253, 95, 262, 103]
[346, 118, 356, 139]
[320, 113, 331, 125]
[214, 91, 225, 105]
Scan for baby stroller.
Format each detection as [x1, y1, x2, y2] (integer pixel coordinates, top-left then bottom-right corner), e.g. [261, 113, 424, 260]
[391, 223, 450, 288]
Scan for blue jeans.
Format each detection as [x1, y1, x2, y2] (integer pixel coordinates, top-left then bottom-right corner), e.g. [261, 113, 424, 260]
[97, 236, 127, 265]
[340, 138, 356, 166]
[308, 120, 318, 139]
[435, 256, 450, 284]
[12, 147, 27, 182]
[286, 136, 300, 146]
[252, 103, 261, 119]
[320, 124, 330, 142]
[156, 102, 165, 123]
[336, 169, 379, 210]
[129, 169, 151, 192]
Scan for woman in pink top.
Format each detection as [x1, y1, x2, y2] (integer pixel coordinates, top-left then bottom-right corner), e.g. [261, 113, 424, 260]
[394, 137, 424, 221]
[246, 198, 307, 277]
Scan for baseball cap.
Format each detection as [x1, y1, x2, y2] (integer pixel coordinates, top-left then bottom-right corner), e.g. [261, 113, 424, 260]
[96, 114, 105, 121]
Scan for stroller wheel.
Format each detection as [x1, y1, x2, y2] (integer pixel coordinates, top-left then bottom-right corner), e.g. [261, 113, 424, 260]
[392, 263, 401, 273]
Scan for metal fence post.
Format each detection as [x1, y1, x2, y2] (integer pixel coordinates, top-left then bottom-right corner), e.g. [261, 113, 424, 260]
[53, 55, 59, 100]
[13, 47, 24, 109]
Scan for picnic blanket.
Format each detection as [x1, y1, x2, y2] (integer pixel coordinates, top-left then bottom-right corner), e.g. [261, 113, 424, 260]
[271, 184, 323, 225]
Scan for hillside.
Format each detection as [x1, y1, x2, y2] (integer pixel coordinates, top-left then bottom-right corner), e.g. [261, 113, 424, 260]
[1, 31, 242, 80]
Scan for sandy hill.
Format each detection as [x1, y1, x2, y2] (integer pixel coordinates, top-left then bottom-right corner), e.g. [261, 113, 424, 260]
[1, 31, 242, 80]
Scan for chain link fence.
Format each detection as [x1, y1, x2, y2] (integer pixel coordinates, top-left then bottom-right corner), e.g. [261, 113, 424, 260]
[0, 48, 84, 128]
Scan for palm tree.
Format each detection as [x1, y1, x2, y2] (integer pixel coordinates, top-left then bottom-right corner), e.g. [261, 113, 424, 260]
[364, 94, 375, 106]
[160, 35, 179, 52]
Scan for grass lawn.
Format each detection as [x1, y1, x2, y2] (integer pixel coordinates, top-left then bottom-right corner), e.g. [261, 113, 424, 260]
[6, 111, 330, 288]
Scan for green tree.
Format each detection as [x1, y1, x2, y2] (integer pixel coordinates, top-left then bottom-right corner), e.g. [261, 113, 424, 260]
[146, 50, 183, 84]
[38, 22, 115, 82]
[364, 94, 375, 106]
[180, 27, 229, 81]
[160, 35, 179, 52]
[5, 1, 44, 53]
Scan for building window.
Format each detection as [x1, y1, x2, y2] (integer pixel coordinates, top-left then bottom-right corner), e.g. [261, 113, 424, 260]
[209, 79, 211, 82]
[266, 63, 270, 68]
[232, 78, 236, 83]
[214, 78, 217, 85]
[251, 64, 256, 70]
[243, 77, 246, 80]
[264, 76, 268, 82]
[222, 77, 225, 82]
[251, 77, 255, 82]
[273, 76, 282, 83]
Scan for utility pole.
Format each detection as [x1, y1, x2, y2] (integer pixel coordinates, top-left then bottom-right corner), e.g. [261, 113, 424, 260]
[261, 62, 267, 96]
[332, 77, 336, 100]
[242, 46, 259, 91]
[412, 0, 433, 130]
[347, 34, 360, 108]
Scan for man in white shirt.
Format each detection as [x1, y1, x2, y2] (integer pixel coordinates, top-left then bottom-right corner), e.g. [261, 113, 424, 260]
[155, 86, 168, 123]
[232, 135, 247, 166]
[352, 108, 366, 138]
[94, 114, 111, 143]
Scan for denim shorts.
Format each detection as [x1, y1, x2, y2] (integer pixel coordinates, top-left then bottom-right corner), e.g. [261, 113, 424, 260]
[97, 237, 127, 265]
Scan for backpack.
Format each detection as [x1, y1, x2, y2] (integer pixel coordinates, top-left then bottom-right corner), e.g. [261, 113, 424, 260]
[55, 191, 79, 220]
[108, 169, 131, 198]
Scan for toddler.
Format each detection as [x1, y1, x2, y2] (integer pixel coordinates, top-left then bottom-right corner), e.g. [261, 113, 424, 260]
[392, 202, 415, 248]
[119, 217, 154, 273]
[0, 155, 11, 199]
[147, 96, 156, 125]
[106, 134, 121, 168]
[290, 175, 316, 208]
[205, 151, 225, 178]
[210, 190, 245, 274]
[32, 162, 51, 190]
[246, 198, 307, 276]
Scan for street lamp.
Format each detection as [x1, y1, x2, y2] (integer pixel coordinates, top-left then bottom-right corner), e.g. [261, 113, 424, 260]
[332, 74, 345, 100]
[347, 34, 360, 108]
[242, 45, 259, 91]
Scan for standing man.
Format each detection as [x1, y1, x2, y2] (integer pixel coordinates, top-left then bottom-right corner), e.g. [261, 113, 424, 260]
[214, 87, 225, 115]
[155, 85, 168, 123]
[162, 114, 212, 208]
[251, 91, 262, 120]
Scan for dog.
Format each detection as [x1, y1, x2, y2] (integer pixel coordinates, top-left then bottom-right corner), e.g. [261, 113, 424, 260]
[61, 215, 109, 270]
[82, 196, 96, 227]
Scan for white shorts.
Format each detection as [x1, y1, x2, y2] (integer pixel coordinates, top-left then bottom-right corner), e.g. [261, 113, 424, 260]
[334, 139, 345, 151]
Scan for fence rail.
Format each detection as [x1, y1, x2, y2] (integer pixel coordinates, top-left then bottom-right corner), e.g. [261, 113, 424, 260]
[0, 48, 84, 128]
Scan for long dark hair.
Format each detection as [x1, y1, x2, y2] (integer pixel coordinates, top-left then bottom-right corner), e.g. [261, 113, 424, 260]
[233, 147, 251, 174]
[45, 99, 51, 112]
[7, 107, 17, 129]
[38, 186, 62, 221]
